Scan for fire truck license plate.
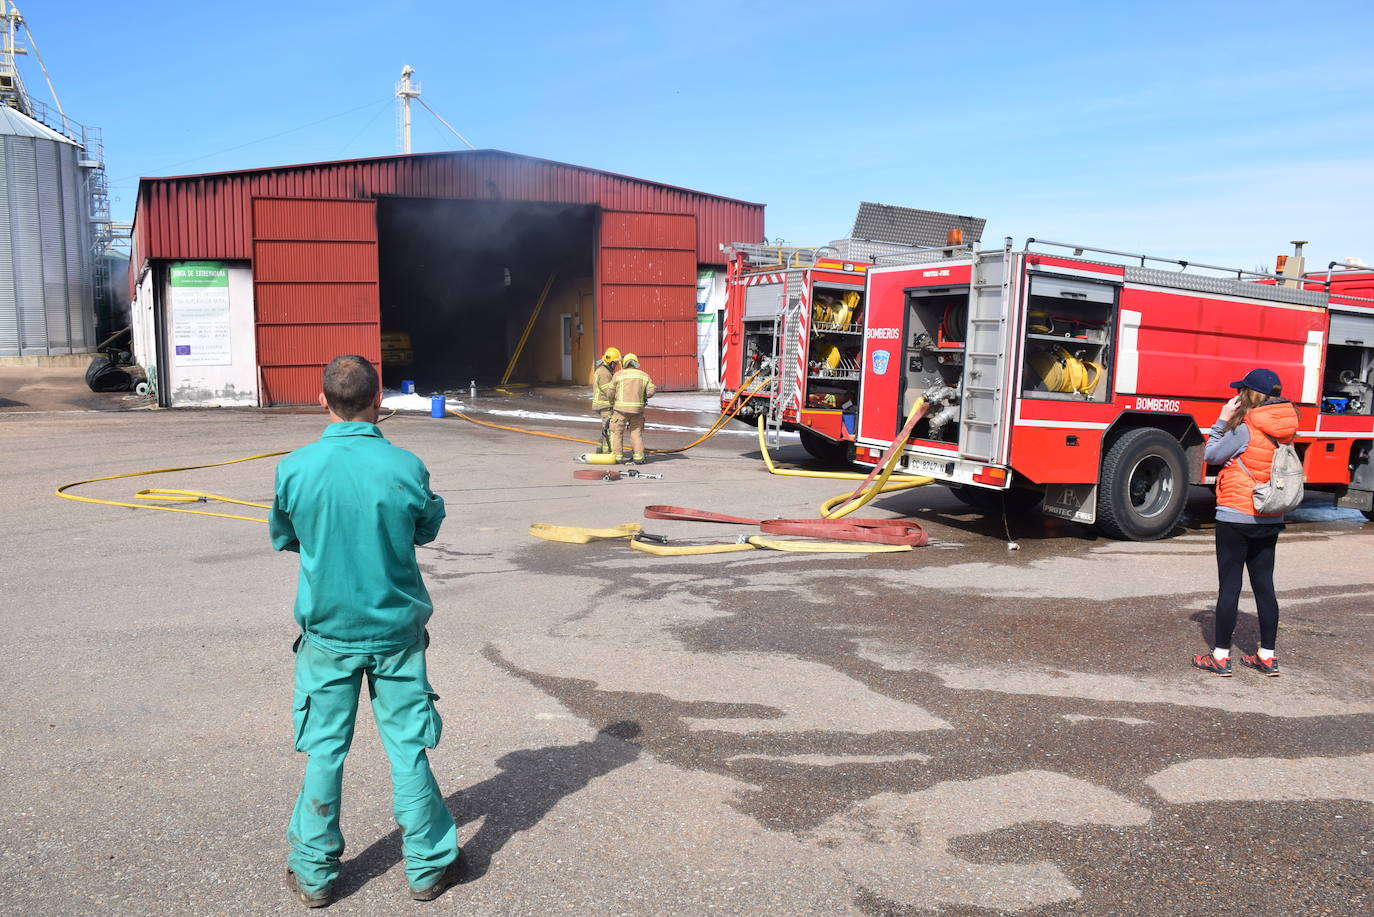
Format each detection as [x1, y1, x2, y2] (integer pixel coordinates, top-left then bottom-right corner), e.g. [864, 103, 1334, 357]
[907, 458, 953, 476]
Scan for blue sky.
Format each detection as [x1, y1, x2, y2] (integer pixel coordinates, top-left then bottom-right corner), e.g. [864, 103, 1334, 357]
[24, 0, 1374, 272]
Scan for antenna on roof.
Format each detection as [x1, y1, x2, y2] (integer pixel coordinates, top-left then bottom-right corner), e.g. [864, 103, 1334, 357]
[396, 65, 420, 154]
[395, 65, 476, 154]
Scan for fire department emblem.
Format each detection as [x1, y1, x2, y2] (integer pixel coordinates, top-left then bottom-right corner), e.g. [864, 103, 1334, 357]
[872, 349, 890, 375]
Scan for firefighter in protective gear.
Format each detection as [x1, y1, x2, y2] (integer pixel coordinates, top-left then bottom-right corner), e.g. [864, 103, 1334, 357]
[590, 347, 621, 453]
[606, 353, 655, 463]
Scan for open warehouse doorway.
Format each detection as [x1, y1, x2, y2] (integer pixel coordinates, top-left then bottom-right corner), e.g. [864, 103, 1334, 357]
[376, 198, 597, 392]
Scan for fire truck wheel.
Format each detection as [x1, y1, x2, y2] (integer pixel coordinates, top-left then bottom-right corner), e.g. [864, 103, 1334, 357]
[1097, 427, 1187, 541]
[798, 429, 854, 465]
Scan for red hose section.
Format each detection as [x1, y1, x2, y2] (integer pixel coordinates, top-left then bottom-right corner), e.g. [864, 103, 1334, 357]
[642, 505, 927, 547]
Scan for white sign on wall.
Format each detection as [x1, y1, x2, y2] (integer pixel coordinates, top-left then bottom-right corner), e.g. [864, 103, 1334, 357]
[169, 261, 232, 366]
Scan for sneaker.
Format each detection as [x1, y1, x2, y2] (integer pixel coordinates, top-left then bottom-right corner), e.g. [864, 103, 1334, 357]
[410, 853, 464, 902]
[1241, 653, 1280, 677]
[286, 867, 332, 909]
[1191, 653, 1233, 676]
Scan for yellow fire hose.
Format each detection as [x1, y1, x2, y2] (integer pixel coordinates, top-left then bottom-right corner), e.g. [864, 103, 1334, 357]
[54, 453, 281, 523]
[755, 399, 934, 518]
[459, 367, 770, 454]
[54, 372, 769, 523]
[52, 409, 402, 522]
[527, 522, 642, 543]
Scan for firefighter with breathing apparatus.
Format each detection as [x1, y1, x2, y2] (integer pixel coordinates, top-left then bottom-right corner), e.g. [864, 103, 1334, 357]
[589, 347, 621, 453]
[605, 353, 655, 464]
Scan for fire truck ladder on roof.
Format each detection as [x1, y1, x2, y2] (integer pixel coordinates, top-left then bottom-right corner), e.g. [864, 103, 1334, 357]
[1025, 238, 1333, 291]
[727, 242, 838, 272]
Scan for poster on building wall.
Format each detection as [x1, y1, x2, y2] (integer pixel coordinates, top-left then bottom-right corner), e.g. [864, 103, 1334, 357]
[169, 261, 231, 366]
[696, 269, 720, 388]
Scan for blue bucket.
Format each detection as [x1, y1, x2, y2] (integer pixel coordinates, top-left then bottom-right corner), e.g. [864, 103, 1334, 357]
[430, 395, 446, 418]
[1323, 396, 1349, 414]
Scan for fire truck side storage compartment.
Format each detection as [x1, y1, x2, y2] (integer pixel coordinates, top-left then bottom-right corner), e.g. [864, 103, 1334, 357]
[807, 284, 865, 416]
[1020, 275, 1116, 403]
[903, 289, 967, 443]
[1322, 311, 1374, 415]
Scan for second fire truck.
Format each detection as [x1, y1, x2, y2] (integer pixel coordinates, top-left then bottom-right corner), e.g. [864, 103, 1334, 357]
[719, 243, 872, 461]
[846, 237, 1374, 540]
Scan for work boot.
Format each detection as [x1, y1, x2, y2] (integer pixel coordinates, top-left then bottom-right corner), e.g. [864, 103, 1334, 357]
[410, 852, 465, 901]
[632, 454, 646, 465]
[286, 867, 332, 909]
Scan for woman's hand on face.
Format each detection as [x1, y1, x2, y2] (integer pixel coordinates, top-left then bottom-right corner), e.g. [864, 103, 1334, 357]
[1218, 395, 1242, 423]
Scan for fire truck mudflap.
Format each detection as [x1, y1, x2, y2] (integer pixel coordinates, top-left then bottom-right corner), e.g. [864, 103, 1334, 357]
[1042, 483, 1098, 524]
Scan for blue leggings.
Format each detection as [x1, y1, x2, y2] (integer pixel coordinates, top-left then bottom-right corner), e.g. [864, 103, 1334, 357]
[1213, 521, 1281, 651]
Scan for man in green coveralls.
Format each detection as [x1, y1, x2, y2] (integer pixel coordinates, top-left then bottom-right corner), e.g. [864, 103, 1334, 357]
[270, 355, 461, 907]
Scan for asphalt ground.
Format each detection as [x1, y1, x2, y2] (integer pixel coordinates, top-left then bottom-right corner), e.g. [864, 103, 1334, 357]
[1, 389, 1371, 916]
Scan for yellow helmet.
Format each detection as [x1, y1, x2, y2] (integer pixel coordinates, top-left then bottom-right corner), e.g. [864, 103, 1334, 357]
[622, 352, 640, 367]
[601, 347, 621, 363]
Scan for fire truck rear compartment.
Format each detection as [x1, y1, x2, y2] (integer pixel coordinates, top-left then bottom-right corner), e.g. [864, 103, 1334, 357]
[902, 290, 968, 444]
[806, 282, 865, 424]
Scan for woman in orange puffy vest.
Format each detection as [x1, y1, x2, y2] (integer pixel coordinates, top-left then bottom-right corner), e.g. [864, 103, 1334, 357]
[1191, 368, 1300, 678]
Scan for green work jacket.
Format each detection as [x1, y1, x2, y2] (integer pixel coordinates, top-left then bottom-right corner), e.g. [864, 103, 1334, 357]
[270, 422, 446, 654]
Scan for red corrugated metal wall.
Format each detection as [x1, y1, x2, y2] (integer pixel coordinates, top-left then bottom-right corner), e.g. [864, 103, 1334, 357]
[139, 152, 764, 393]
[252, 198, 380, 405]
[137, 151, 763, 265]
[598, 211, 698, 389]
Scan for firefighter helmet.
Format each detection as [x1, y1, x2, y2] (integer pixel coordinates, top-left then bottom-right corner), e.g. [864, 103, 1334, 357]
[622, 353, 640, 368]
[602, 347, 621, 363]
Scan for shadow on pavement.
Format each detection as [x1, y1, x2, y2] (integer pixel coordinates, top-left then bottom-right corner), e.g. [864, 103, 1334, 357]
[334, 721, 642, 899]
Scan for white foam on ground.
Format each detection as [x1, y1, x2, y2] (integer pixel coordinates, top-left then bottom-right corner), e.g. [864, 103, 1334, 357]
[380, 391, 792, 440]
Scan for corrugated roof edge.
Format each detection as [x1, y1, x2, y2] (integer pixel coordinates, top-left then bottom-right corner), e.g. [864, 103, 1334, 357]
[137, 148, 765, 208]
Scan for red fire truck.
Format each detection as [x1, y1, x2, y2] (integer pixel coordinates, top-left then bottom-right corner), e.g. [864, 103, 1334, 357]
[719, 243, 872, 462]
[852, 238, 1374, 540]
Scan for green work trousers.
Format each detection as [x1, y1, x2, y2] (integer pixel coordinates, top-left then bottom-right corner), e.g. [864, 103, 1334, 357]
[287, 636, 458, 895]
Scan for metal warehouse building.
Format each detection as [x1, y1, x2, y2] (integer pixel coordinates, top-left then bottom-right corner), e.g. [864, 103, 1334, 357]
[129, 149, 765, 406]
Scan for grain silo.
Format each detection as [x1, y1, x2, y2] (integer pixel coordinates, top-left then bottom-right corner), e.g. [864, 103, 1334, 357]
[0, 104, 95, 356]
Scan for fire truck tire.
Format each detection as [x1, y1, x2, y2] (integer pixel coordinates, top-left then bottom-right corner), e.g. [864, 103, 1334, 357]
[1097, 428, 1187, 541]
[799, 429, 854, 465]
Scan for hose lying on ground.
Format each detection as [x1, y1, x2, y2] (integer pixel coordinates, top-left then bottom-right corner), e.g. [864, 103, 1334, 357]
[53, 409, 401, 521]
[755, 399, 935, 518]
[627, 536, 910, 556]
[56, 373, 768, 522]
[454, 367, 770, 454]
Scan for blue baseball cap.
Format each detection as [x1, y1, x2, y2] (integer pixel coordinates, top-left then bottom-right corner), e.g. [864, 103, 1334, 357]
[1230, 367, 1282, 396]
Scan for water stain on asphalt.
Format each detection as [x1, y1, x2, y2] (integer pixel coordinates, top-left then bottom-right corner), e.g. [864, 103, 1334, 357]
[497, 515, 1374, 915]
